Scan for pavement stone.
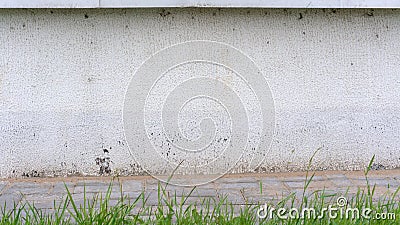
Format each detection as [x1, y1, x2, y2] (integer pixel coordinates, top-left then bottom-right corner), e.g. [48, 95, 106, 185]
[73, 181, 120, 194]
[0, 182, 8, 194]
[222, 192, 246, 204]
[279, 176, 306, 182]
[360, 177, 399, 187]
[283, 180, 306, 189]
[347, 177, 395, 188]
[21, 194, 64, 209]
[50, 181, 75, 195]
[306, 180, 336, 190]
[190, 187, 219, 197]
[3, 182, 53, 196]
[325, 174, 354, 187]
[122, 180, 144, 192]
[218, 176, 259, 183]
[122, 191, 145, 200]
[242, 193, 276, 203]
[218, 181, 260, 190]
[260, 178, 288, 195]
[0, 193, 23, 210]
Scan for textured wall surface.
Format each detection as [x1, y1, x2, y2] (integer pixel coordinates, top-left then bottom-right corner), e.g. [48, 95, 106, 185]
[0, 9, 399, 178]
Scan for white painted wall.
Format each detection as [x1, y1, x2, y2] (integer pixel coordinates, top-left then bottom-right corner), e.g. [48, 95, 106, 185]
[0, 9, 399, 178]
[1, 0, 400, 8]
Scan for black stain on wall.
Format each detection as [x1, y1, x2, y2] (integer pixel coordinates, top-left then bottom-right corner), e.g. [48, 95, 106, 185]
[159, 9, 171, 17]
[96, 148, 111, 175]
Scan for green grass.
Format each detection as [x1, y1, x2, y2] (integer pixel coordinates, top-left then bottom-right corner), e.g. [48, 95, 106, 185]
[0, 156, 399, 224]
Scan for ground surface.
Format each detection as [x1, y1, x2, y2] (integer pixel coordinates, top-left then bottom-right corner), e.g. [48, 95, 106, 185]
[0, 169, 399, 211]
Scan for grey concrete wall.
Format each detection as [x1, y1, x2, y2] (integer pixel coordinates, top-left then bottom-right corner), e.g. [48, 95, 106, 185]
[0, 9, 399, 178]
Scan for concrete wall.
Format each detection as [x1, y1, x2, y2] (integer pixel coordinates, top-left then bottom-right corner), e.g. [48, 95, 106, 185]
[0, 9, 399, 178]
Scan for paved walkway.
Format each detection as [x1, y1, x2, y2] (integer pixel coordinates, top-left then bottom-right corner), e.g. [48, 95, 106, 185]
[0, 170, 399, 211]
